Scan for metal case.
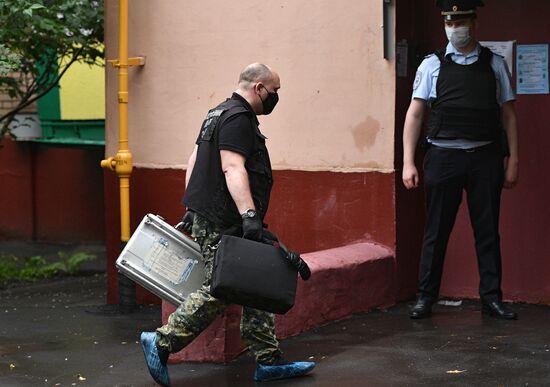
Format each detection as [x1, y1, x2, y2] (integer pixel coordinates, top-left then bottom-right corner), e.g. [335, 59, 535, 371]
[116, 213, 205, 306]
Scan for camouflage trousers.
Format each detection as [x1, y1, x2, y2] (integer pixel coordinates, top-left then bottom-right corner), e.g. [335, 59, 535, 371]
[156, 214, 281, 363]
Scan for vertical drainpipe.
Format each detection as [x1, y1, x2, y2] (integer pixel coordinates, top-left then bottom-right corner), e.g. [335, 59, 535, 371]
[383, 0, 395, 60]
[101, 0, 145, 313]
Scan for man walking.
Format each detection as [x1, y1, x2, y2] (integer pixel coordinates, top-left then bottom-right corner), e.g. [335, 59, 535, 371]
[140, 63, 315, 386]
[402, 0, 519, 320]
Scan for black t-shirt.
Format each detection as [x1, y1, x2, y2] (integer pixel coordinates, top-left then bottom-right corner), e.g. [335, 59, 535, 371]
[194, 93, 256, 156]
[217, 113, 255, 156]
[184, 93, 272, 228]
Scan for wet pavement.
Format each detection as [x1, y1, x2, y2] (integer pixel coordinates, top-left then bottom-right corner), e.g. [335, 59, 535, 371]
[1, 272, 549, 387]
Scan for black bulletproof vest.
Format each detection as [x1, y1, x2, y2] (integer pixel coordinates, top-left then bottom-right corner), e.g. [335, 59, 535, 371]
[426, 46, 501, 140]
[183, 97, 273, 229]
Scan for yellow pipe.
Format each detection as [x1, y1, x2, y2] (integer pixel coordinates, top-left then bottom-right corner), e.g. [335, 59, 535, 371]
[101, 0, 144, 243]
[117, 0, 131, 242]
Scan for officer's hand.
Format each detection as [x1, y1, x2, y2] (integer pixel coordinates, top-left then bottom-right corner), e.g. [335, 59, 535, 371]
[180, 210, 195, 234]
[242, 216, 263, 241]
[503, 157, 519, 189]
[286, 251, 311, 281]
[402, 163, 419, 189]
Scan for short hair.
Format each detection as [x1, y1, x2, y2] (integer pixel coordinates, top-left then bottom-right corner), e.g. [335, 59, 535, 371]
[238, 63, 273, 89]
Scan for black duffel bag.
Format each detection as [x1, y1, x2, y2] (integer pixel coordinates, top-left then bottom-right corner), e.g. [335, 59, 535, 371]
[210, 234, 302, 314]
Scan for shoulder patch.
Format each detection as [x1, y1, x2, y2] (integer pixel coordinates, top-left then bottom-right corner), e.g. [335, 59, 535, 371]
[413, 71, 423, 91]
[199, 108, 225, 141]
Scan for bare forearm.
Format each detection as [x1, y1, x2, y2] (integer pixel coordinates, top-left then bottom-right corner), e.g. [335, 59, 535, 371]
[224, 166, 255, 214]
[502, 104, 518, 162]
[185, 145, 198, 188]
[403, 102, 425, 166]
[403, 120, 422, 165]
[401, 99, 426, 190]
[501, 102, 519, 188]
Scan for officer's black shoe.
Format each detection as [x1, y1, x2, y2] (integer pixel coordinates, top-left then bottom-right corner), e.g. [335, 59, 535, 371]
[409, 297, 434, 319]
[481, 301, 518, 320]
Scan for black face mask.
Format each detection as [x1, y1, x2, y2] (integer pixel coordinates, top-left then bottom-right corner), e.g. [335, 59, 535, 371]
[260, 86, 279, 115]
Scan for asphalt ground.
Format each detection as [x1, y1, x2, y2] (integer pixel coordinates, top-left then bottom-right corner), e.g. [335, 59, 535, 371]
[1, 272, 550, 387]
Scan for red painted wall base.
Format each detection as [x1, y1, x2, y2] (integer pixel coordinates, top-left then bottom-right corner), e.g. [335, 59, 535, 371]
[0, 137, 105, 241]
[104, 167, 397, 305]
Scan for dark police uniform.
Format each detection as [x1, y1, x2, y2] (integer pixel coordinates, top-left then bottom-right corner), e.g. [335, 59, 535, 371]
[412, 0, 516, 305]
[156, 93, 281, 364]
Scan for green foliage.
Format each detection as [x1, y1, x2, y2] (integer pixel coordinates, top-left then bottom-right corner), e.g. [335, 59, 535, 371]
[0, 251, 96, 282]
[0, 44, 21, 75]
[0, 0, 104, 136]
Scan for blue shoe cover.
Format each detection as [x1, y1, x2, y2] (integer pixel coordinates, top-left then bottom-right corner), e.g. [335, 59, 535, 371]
[254, 360, 316, 382]
[140, 332, 171, 387]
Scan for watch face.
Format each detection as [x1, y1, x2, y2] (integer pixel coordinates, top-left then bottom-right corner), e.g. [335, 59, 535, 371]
[243, 209, 256, 219]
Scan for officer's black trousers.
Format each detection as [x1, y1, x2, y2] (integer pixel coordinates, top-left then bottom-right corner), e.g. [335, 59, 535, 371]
[418, 143, 504, 303]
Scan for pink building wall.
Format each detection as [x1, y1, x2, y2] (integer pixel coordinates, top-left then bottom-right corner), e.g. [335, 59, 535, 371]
[104, 0, 401, 304]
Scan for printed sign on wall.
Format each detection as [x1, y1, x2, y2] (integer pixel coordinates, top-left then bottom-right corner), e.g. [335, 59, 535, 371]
[516, 44, 549, 95]
[480, 41, 514, 74]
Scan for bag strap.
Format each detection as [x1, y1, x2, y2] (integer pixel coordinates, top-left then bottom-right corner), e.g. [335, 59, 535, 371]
[217, 227, 312, 280]
[261, 229, 290, 255]
[262, 230, 311, 280]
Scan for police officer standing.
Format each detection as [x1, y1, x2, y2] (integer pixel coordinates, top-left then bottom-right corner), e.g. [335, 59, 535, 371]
[402, 1, 519, 320]
[139, 63, 315, 386]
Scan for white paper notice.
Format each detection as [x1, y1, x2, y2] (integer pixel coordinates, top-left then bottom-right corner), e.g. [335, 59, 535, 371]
[480, 41, 515, 74]
[516, 44, 549, 95]
[144, 238, 196, 284]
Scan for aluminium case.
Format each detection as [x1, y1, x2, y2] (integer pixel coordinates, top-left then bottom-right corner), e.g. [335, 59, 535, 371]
[116, 213, 205, 306]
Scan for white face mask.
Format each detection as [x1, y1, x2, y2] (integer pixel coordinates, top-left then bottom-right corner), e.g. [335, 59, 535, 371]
[445, 26, 472, 48]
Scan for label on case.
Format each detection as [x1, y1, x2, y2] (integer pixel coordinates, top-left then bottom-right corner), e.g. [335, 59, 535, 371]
[180, 259, 197, 283]
[144, 239, 194, 285]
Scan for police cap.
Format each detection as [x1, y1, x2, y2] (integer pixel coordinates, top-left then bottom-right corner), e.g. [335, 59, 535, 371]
[436, 0, 484, 20]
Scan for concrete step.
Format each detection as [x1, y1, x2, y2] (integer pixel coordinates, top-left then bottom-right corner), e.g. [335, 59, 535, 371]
[162, 242, 396, 363]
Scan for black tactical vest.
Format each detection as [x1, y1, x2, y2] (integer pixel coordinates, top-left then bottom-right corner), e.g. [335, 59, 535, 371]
[426, 46, 502, 140]
[183, 96, 273, 229]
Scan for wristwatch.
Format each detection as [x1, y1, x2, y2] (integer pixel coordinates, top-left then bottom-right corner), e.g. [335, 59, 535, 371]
[241, 208, 257, 219]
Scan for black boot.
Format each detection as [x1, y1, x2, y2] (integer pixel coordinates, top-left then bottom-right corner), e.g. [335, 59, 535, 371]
[409, 297, 434, 319]
[481, 300, 518, 320]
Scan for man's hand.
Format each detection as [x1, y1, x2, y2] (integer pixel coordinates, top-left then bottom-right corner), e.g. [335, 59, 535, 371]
[242, 216, 263, 241]
[286, 251, 311, 280]
[402, 163, 420, 189]
[504, 157, 519, 189]
[180, 210, 195, 234]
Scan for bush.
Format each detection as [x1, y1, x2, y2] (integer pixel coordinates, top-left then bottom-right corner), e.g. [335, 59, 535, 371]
[0, 251, 96, 282]
[0, 0, 104, 136]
